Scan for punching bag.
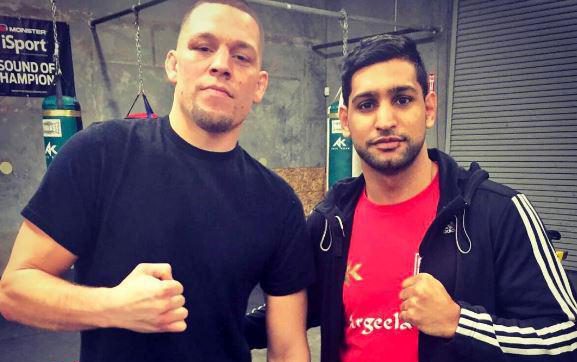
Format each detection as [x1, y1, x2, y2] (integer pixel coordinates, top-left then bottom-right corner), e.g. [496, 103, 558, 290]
[42, 95, 83, 167]
[326, 97, 352, 189]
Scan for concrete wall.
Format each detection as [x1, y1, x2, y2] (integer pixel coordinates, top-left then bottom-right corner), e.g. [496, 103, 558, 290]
[0, 0, 453, 272]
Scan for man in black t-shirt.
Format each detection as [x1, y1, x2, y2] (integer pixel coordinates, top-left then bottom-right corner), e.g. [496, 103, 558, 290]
[0, 1, 314, 361]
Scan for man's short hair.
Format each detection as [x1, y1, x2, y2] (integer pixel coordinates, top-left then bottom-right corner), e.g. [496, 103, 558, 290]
[341, 34, 429, 106]
[179, 0, 265, 56]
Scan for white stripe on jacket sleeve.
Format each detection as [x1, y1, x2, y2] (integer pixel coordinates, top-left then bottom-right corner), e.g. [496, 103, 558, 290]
[515, 194, 577, 318]
[458, 321, 577, 356]
[454, 194, 577, 355]
[519, 194, 577, 313]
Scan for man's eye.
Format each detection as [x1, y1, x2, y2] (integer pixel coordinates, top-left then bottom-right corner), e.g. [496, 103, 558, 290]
[395, 96, 413, 105]
[234, 54, 250, 63]
[358, 101, 375, 111]
[191, 44, 211, 52]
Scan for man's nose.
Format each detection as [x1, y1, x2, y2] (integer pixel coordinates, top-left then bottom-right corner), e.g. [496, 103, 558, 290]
[375, 105, 397, 130]
[209, 48, 232, 78]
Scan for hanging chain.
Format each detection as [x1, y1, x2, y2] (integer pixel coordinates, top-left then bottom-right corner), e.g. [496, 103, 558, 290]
[133, 0, 144, 95]
[394, 0, 398, 32]
[339, 8, 349, 57]
[50, 0, 61, 76]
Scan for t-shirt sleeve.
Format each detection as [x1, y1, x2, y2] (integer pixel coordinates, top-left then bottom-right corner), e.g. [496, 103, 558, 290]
[21, 126, 102, 257]
[260, 193, 316, 296]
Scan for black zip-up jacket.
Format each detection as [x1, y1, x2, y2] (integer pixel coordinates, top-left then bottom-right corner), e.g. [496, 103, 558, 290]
[246, 149, 577, 361]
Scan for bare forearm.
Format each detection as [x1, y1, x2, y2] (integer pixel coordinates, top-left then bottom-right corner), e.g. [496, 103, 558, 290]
[2, 222, 187, 333]
[0, 269, 110, 331]
[267, 343, 310, 362]
[266, 290, 310, 362]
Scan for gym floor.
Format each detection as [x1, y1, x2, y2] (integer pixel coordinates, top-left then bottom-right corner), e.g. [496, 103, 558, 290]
[1, 272, 575, 362]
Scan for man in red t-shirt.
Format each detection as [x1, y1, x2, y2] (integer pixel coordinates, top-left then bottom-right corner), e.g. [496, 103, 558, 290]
[246, 35, 461, 361]
[305, 34, 575, 362]
[335, 36, 454, 362]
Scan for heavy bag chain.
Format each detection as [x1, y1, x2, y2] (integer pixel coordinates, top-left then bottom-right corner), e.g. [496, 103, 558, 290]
[133, 0, 144, 95]
[339, 8, 349, 57]
[50, 0, 62, 77]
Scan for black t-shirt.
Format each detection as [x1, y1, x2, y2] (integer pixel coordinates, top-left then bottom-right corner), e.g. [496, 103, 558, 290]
[22, 116, 315, 362]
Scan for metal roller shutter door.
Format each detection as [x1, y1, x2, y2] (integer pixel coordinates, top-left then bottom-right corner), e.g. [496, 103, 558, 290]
[447, 0, 577, 270]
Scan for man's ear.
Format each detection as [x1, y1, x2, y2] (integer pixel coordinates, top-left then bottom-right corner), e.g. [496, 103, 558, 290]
[424, 91, 437, 129]
[252, 70, 269, 104]
[165, 50, 178, 85]
[339, 105, 351, 138]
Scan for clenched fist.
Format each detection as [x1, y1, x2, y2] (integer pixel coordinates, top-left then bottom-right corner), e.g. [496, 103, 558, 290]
[104, 263, 188, 333]
[399, 273, 460, 338]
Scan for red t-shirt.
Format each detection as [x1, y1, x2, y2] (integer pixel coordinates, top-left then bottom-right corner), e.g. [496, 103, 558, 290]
[341, 173, 440, 362]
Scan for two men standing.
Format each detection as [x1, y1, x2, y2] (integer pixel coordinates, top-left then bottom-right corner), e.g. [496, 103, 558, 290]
[1, 1, 576, 362]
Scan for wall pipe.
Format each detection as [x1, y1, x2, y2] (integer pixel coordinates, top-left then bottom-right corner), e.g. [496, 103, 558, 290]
[247, 0, 437, 31]
[90, 0, 437, 34]
[311, 28, 436, 51]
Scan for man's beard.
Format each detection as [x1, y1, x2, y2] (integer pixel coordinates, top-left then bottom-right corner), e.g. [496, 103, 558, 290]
[353, 132, 425, 176]
[191, 107, 237, 134]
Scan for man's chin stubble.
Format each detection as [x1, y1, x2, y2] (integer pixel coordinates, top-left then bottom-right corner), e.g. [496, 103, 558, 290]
[191, 108, 236, 134]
